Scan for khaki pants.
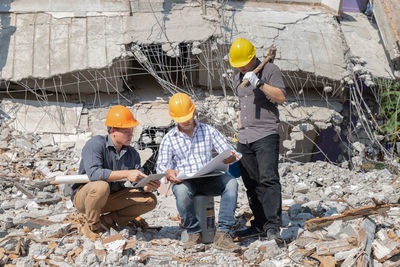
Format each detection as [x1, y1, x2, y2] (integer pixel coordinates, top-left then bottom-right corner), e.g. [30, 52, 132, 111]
[73, 180, 157, 231]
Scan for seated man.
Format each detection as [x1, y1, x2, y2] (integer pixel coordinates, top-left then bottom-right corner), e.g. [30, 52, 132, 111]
[71, 105, 160, 237]
[156, 93, 240, 251]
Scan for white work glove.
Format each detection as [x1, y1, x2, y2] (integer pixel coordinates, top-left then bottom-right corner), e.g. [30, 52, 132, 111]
[243, 71, 260, 87]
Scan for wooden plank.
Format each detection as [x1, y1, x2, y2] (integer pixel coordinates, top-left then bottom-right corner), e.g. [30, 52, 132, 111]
[305, 204, 396, 230]
[373, 239, 400, 263]
[14, 182, 34, 199]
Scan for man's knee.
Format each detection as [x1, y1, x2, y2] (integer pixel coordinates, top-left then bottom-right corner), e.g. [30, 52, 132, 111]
[172, 183, 193, 201]
[227, 177, 238, 190]
[88, 181, 110, 199]
[259, 174, 280, 187]
[222, 175, 238, 192]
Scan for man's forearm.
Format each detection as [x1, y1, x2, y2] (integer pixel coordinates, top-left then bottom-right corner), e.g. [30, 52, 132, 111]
[106, 170, 130, 182]
[260, 83, 286, 104]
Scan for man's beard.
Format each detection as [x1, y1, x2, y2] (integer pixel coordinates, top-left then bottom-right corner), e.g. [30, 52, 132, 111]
[180, 123, 194, 131]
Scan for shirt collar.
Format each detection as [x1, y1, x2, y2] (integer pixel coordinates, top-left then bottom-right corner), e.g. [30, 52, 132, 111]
[172, 120, 201, 137]
[106, 134, 115, 148]
[106, 134, 127, 153]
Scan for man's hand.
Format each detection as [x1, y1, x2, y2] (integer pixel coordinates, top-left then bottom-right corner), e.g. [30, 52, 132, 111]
[243, 71, 260, 87]
[126, 170, 146, 183]
[165, 169, 183, 184]
[143, 180, 161, 192]
[223, 152, 237, 164]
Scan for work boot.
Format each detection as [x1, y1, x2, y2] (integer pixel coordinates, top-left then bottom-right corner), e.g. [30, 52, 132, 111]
[183, 232, 202, 249]
[266, 228, 283, 244]
[213, 231, 241, 252]
[82, 223, 103, 241]
[99, 214, 118, 230]
[234, 225, 267, 239]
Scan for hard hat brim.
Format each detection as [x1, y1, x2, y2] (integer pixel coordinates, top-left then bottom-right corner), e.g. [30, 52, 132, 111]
[105, 120, 139, 128]
[229, 53, 256, 68]
[170, 110, 195, 123]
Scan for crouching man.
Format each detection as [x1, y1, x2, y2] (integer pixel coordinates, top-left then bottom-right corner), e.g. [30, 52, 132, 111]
[156, 93, 240, 251]
[71, 105, 160, 237]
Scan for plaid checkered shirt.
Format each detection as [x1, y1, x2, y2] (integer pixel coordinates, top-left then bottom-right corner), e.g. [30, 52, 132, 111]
[156, 121, 240, 176]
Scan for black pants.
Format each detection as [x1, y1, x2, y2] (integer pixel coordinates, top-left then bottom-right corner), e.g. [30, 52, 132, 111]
[237, 134, 282, 231]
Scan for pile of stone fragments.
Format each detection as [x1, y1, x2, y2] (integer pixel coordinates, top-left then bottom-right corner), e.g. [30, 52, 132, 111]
[1, 119, 400, 267]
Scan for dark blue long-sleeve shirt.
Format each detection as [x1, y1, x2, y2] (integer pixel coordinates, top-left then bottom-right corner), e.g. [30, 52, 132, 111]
[71, 134, 141, 201]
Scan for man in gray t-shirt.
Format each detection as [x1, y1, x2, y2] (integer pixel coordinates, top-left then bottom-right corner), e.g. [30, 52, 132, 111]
[229, 38, 286, 241]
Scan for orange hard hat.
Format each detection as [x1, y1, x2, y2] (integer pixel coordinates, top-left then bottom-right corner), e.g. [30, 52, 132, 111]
[169, 93, 195, 123]
[105, 105, 139, 128]
[229, 38, 256, 68]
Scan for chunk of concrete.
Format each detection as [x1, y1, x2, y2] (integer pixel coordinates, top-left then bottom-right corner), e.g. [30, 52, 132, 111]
[41, 223, 71, 238]
[294, 182, 309, 194]
[326, 220, 343, 239]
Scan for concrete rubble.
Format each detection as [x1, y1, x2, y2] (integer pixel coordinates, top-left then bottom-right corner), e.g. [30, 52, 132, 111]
[1, 104, 400, 266]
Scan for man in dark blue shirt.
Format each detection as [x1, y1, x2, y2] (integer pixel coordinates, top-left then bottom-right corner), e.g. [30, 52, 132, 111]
[71, 105, 160, 237]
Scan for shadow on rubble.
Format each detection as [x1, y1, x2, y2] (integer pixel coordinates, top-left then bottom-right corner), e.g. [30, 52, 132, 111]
[142, 225, 182, 241]
[280, 203, 338, 243]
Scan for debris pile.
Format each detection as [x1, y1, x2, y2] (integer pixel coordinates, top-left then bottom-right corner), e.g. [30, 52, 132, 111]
[1, 117, 400, 266]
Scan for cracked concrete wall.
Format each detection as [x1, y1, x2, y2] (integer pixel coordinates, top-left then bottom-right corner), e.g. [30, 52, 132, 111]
[221, 4, 346, 81]
[0, 0, 396, 84]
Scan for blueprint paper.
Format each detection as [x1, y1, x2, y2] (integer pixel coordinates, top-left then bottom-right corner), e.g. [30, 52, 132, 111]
[176, 149, 232, 180]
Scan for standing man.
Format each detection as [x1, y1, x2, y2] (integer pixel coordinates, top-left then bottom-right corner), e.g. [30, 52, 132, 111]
[71, 105, 160, 238]
[156, 93, 240, 251]
[229, 38, 286, 241]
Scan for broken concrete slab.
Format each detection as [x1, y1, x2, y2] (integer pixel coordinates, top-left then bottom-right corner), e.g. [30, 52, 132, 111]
[0, 0, 396, 85]
[41, 223, 71, 238]
[371, 0, 400, 68]
[1, 99, 83, 134]
[316, 238, 356, 256]
[340, 13, 395, 79]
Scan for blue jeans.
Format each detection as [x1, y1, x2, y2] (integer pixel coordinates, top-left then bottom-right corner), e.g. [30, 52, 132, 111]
[237, 134, 282, 231]
[172, 174, 238, 234]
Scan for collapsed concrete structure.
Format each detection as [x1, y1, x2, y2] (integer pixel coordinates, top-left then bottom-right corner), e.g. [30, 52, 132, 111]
[0, 0, 399, 165]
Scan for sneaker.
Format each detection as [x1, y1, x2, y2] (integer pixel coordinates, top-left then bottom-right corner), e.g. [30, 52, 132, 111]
[266, 228, 283, 243]
[234, 226, 267, 239]
[183, 232, 202, 249]
[213, 231, 241, 252]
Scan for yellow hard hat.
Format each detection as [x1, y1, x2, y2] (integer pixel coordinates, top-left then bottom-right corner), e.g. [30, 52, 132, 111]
[229, 38, 256, 68]
[169, 93, 195, 123]
[105, 105, 139, 128]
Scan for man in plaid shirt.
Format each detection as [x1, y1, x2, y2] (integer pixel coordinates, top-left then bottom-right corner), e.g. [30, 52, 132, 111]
[157, 93, 241, 252]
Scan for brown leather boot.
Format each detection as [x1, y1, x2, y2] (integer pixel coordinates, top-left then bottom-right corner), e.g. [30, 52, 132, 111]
[183, 232, 202, 249]
[82, 223, 102, 241]
[213, 231, 241, 252]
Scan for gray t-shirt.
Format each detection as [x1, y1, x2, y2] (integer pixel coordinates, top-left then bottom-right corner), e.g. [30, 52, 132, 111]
[71, 134, 141, 201]
[235, 60, 286, 144]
